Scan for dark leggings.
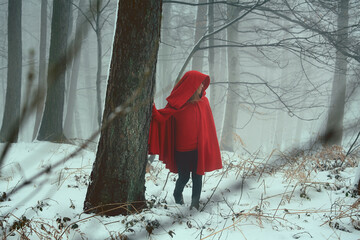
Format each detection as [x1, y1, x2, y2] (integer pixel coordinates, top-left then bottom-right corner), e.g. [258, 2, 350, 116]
[173, 150, 202, 203]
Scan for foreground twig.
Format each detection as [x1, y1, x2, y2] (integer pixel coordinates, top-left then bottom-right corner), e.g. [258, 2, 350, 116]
[200, 163, 231, 212]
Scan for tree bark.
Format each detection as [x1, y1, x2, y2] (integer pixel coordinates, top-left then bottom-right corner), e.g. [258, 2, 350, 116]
[324, 0, 349, 146]
[37, 0, 71, 142]
[0, 0, 22, 142]
[84, 0, 162, 216]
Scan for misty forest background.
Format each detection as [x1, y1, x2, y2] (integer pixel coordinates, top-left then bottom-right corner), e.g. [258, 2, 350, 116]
[0, 0, 360, 212]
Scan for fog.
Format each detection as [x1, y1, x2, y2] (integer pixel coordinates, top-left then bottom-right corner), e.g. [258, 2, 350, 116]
[0, 0, 359, 155]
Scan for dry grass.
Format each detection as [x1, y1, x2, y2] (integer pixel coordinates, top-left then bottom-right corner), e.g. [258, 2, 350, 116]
[198, 145, 360, 239]
[1, 145, 358, 239]
[1, 202, 149, 240]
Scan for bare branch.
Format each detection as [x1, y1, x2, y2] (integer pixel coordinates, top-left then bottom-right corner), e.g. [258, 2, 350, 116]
[175, 0, 270, 83]
[71, 1, 97, 32]
[163, 0, 244, 7]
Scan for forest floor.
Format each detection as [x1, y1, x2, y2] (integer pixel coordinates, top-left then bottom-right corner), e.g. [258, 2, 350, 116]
[0, 142, 359, 240]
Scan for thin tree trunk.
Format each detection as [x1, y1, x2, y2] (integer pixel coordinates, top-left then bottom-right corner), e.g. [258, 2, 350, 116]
[158, 2, 172, 108]
[294, 115, 304, 147]
[32, 0, 47, 140]
[272, 20, 292, 151]
[65, 2, 74, 99]
[220, 0, 240, 152]
[191, 0, 207, 72]
[214, 42, 227, 135]
[96, 28, 103, 128]
[0, 11, 5, 106]
[208, 0, 215, 110]
[37, 0, 71, 142]
[272, 103, 285, 151]
[83, 38, 96, 138]
[272, 63, 287, 151]
[84, 0, 162, 216]
[294, 81, 309, 147]
[0, 0, 22, 142]
[324, 0, 349, 146]
[64, 0, 87, 139]
[75, 110, 83, 139]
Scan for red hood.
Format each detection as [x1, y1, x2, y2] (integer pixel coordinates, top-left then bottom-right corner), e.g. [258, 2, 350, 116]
[166, 70, 210, 109]
[149, 70, 222, 175]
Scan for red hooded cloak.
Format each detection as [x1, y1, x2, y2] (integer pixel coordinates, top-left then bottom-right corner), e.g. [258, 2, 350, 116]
[148, 70, 222, 175]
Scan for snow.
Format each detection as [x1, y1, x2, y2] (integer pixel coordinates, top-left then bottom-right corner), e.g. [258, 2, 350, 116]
[0, 142, 359, 239]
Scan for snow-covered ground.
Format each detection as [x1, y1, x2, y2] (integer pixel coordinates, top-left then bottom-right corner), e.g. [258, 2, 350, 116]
[0, 142, 359, 239]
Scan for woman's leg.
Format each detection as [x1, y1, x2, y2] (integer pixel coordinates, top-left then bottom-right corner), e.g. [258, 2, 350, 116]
[173, 170, 190, 204]
[187, 150, 202, 210]
[174, 151, 191, 204]
[191, 172, 202, 209]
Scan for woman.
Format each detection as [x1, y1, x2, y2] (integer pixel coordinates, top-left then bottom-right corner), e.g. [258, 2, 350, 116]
[148, 70, 222, 210]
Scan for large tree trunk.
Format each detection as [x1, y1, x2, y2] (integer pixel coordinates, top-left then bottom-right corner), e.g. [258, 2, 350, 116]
[32, 0, 47, 140]
[84, 0, 162, 216]
[0, 0, 22, 142]
[220, 0, 240, 152]
[191, 0, 207, 72]
[324, 0, 349, 146]
[64, 0, 87, 139]
[37, 0, 71, 142]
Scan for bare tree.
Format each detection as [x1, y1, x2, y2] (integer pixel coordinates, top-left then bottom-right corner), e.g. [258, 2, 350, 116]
[32, 0, 47, 140]
[64, 0, 88, 139]
[208, 0, 216, 109]
[0, 0, 22, 143]
[84, 0, 162, 216]
[84, 0, 113, 128]
[192, 0, 207, 72]
[37, 0, 71, 142]
[324, 0, 350, 145]
[175, 0, 270, 82]
[272, 21, 291, 151]
[220, 0, 241, 151]
[157, 2, 173, 108]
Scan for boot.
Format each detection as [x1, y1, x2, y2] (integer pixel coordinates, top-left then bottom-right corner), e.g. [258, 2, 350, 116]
[190, 198, 199, 210]
[173, 192, 184, 205]
[190, 172, 202, 210]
